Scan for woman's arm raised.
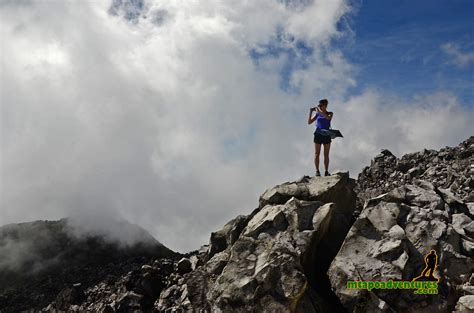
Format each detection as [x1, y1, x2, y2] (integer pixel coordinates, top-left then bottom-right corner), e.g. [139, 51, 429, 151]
[308, 108, 317, 124]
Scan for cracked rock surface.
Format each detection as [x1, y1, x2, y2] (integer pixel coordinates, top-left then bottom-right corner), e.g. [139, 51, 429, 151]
[329, 180, 473, 313]
[156, 172, 356, 312]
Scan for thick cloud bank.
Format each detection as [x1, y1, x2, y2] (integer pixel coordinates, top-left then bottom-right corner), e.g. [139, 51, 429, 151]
[1, 0, 473, 252]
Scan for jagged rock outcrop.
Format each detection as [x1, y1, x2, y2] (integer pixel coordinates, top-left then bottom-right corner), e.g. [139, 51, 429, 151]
[155, 171, 356, 312]
[329, 179, 474, 312]
[328, 135, 473, 312]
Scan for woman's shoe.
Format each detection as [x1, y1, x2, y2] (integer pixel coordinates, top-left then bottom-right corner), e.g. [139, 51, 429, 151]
[324, 171, 330, 176]
[315, 170, 321, 177]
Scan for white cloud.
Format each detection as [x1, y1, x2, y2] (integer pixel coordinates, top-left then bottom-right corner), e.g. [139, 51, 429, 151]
[440, 42, 474, 68]
[330, 89, 473, 174]
[1, 0, 473, 252]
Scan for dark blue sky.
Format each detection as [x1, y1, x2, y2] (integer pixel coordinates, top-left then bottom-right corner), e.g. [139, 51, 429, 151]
[249, 1, 473, 107]
[336, 0, 474, 106]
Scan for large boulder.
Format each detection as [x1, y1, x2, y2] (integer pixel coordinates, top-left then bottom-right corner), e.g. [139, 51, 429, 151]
[207, 199, 334, 312]
[454, 295, 474, 313]
[328, 179, 474, 312]
[259, 171, 356, 212]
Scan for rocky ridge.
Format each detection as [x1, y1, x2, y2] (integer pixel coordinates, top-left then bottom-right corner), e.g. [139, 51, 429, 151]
[355, 136, 473, 212]
[1, 136, 473, 313]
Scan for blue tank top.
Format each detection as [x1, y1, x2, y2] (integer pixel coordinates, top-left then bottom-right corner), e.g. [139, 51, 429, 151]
[315, 112, 331, 130]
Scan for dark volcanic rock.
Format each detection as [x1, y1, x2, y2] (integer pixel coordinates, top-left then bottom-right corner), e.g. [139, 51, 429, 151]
[176, 258, 192, 275]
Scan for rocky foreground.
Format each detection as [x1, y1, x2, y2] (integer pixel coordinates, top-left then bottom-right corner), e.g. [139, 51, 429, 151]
[1, 136, 473, 313]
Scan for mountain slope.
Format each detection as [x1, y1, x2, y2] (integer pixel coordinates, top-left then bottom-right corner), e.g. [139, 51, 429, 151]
[0, 218, 178, 312]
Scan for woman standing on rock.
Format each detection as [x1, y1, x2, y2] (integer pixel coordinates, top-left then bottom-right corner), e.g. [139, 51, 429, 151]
[308, 99, 333, 177]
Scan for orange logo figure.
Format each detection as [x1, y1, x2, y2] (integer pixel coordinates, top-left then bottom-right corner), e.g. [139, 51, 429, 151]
[412, 250, 440, 282]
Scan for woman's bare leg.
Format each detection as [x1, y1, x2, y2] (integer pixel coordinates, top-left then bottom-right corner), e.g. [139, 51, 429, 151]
[323, 142, 331, 172]
[314, 143, 321, 172]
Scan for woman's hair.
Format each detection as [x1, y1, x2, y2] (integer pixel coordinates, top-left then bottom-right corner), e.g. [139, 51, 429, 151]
[318, 99, 328, 107]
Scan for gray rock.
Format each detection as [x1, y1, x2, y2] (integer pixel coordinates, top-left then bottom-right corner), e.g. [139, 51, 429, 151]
[454, 295, 474, 313]
[208, 200, 335, 312]
[156, 172, 356, 312]
[452, 213, 473, 236]
[329, 180, 474, 312]
[205, 250, 230, 275]
[177, 258, 192, 275]
[259, 171, 356, 210]
[208, 214, 250, 259]
[116, 291, 143, 312]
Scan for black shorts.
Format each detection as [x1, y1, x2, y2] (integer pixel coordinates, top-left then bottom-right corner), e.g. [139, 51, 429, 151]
[314, 132, 331, 144]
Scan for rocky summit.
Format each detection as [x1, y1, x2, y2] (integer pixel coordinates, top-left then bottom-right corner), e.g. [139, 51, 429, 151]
[155, 171, 356, 313]
[1, 136, 473, 313]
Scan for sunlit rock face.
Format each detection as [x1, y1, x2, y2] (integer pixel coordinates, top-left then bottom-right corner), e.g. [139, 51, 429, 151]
[156, 171, 357, 312]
